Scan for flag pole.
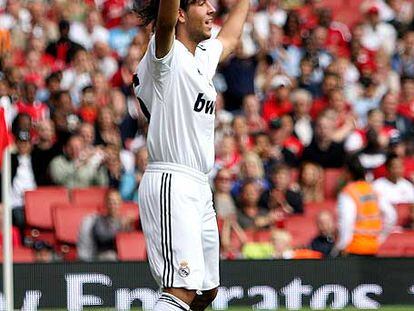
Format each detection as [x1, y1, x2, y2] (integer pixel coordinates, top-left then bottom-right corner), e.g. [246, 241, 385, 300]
[2, 114, 13, 310]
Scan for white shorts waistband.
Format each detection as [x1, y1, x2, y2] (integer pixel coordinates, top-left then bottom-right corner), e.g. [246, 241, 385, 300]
[146, 162, 208, 184]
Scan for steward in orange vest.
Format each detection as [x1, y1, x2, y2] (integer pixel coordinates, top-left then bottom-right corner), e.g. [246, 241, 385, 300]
[331, 155, 396, 256]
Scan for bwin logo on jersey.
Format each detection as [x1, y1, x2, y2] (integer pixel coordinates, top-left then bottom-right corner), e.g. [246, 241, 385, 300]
[193, 93, 215, 115]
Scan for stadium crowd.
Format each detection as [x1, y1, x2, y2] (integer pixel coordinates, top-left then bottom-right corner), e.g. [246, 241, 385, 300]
[0, 0, 413, 262]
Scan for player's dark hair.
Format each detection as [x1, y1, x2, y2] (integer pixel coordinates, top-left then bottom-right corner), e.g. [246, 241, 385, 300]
[133, 0, 195, 26]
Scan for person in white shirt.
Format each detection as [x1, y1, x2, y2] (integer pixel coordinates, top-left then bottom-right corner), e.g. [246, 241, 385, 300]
[360, 5, 397, 55]
[373, 153, 414, 205]
[10, 130, 36, 239]
[69, 10, 109, 50]
[133, 0, 249, 310]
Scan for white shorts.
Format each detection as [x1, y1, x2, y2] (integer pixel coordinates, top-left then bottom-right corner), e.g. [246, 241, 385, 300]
[138, 162, 220, 291]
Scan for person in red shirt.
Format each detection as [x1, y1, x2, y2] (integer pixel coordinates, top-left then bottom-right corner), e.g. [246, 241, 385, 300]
[373, 137, 414, 182]
[268, 115, 304, 167]
[310, 72, 341, 119]
[398, 77, 414, 122]
[101, 0, 128, 29]
[262, 75, 293, 124]
[242, 94, 267, 135]
[317, 8, 351, 58]
[15, 83, 49, 124]
[327, 87, 354, 128]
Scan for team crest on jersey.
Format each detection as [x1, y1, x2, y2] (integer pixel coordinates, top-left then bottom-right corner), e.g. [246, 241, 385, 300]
[178, 261, 190, 278]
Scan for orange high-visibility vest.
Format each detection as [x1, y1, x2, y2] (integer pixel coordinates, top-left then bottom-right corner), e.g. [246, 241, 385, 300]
[343, 181, 382, 255]
[0, 29, 10, 55]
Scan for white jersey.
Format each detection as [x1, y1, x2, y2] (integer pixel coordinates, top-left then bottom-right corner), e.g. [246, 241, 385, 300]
[134, 35, 223, 174]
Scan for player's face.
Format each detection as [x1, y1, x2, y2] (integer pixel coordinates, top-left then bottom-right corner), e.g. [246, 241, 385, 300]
[185, 0, 216, 42]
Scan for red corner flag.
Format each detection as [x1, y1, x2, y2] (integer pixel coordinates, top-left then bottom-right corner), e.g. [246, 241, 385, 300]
[0, 108, 10, 168]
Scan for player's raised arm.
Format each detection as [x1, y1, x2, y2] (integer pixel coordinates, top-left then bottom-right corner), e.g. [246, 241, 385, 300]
[216, 0, 250, 62]
[134, 0, 180, 58]
[155, 0, 180, 58]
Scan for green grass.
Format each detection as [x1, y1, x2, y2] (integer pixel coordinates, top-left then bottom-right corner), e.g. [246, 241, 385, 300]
[40, 307, 414, 310]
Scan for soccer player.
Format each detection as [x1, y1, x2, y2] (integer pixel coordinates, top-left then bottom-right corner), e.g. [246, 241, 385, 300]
[132, 1, 249, 311]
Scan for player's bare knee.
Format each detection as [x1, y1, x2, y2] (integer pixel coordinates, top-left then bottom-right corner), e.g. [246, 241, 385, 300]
[164, 287, 197, 306]
[190, 288, 219, 311]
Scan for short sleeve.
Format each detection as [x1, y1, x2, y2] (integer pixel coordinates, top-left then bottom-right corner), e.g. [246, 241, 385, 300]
[147, 35, 177, 80]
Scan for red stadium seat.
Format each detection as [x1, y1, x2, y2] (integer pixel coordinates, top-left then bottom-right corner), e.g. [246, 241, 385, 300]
[378, 232, 414, 257]
[71, 187, 108, 211]
[116, 231, 147, 261]
[395, 204, 412, 227]
[304, 200, 337, 218]
[253, 230, 272, 242]
[284, 215, 318, 248]
[25, 187, 70, 230]
[323, 169, 344, 199]
[119, 201, 139, 223]
[0, 247, 35, 263]
[404, 246, 414, 257]
[53, 203, 100, 245]
[377, 244, 404, 257]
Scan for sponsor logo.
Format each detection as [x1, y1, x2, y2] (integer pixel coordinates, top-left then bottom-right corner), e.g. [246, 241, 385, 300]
[193, 93, 215, 115]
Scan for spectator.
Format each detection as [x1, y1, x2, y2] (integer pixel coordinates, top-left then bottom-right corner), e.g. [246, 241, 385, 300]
[45, 20, 84, 64]
[290, 88, 313, 147]
[392, 31, 414, 79]
[93, 41, 119, 79]
[95, 106, 122, 147]
[15, 82, 49, 124]
[10, 130, 36, 236]
[360, 4, 397, 55]
[268, 115, 304, 167]
[381, 91, 413, 140]
[260, 164, 303, 214]
[231, 115, 254, 153]
[231, 151, 270, 198]
[108, 9, 138, 58]
[310, 211, 336, 257]
[310, 72, 341, 119]
[69, 9, 109, 50]
[270, 229, 323, 259]
[77, 189, 135, 261]
[237, 180, 279, 230]
[31, 119, 61, 186]
[33, 240, 59, 263]
[398, 77, 414, 122]
[302, 113, 347, 168]
[49, 135, 108, 188]
[345, 108, 394, 154]
[373, 153, 414, 205]
[214, 168, 246, 259]
[262, 75, 292, 124]
[331, 155, 396, 257]
[60, 49, 94, 106]
[267, 23, 301, 78]
[242, 94, 267, 134]
[220, 41, 259, 111]
[253, 0, 287, 41]
[120, 146, 148, 202]
[299, 162, 324, 203]
[215, 135, 242, 176]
